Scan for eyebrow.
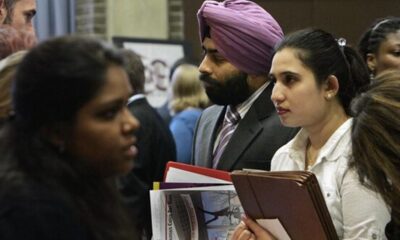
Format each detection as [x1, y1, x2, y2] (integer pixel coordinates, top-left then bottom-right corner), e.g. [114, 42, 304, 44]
[270, 71, 301, 78]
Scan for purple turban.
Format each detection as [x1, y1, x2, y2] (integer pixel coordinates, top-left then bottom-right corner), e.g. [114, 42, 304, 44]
[197, 0, 283, 75]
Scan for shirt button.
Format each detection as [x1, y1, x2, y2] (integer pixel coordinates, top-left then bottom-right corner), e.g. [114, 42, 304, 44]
[371, 233, 377, 239]
[327, 193, 331, 197]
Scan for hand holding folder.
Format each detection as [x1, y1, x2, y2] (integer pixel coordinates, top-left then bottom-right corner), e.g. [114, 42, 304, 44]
[230, 170, 338, 240]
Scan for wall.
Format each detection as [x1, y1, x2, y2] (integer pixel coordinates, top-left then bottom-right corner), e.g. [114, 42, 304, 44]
[184, 0, 400, 62]
[76, 0, 107, 39]
[106, 0, 169, 40]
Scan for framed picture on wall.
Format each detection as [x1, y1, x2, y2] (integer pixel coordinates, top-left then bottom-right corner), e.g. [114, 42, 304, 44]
[113, 37, 192, 108]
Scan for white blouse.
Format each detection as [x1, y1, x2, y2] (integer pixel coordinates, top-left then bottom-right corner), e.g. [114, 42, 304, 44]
[271, 119, 390, 240]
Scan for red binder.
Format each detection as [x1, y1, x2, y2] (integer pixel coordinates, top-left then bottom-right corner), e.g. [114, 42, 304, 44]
[163, 161, 231, 182]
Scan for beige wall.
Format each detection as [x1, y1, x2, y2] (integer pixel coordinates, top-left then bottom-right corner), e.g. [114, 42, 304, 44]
[106, 0, 168, 40]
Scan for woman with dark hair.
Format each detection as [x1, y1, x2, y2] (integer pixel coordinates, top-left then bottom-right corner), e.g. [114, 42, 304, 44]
[358, 17, 400, 78]
[0, 36, 140, 240]
[232, 29, 390, 239]
[351, 70, 400, 240]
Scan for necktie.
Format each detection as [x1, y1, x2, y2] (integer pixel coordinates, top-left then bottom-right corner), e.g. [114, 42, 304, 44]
[212, 106, 241, 168]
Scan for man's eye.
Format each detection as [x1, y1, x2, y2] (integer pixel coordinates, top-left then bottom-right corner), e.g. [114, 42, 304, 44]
[392, 50, 400, 57]
[25, 12, 36, 22]
[212, 55, 225, 64]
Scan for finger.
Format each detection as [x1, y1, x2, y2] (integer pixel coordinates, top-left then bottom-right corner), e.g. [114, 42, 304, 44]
[249, 232, 256, 240]
[243, 218, 276, 239]
[238, 229, 253, 240]
[230, 221, 248, 240]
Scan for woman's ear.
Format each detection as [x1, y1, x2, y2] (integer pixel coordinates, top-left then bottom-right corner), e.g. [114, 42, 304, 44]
[40, 124, 68, 153]
[324, 75, 339, 100]
[366, 53, 377, 75]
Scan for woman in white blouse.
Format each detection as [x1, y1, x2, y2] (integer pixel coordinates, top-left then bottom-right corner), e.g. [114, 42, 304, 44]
[231, 28, 390, 240]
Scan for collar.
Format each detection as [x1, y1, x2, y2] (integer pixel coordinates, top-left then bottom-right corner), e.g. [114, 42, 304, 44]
[128, 94, 146, 105]
[234, 81, 270, 119]
[288, 118, 353, 168]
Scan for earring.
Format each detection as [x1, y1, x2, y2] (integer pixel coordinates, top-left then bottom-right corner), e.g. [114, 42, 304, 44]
[326, 93, 332, 100]
[370, 73, 375, 80]
[369, 69, 375, 80]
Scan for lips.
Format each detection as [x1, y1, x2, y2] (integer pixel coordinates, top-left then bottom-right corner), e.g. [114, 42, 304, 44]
[123, 138, 138, 158]
[275, 106, 290, 115]
[125, 145, 138, 158]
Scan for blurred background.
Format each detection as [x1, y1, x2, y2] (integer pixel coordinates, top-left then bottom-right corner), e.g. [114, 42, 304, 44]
[34, 0, 399, 106]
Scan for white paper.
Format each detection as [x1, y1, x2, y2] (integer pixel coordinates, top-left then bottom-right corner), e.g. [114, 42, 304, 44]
[256, 218, 291, 240]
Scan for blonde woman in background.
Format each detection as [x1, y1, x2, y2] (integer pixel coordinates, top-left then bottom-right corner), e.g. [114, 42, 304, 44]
[0, 50, 26, 125]
[169, 64, 210, 163]
[0, 25, 35, 126]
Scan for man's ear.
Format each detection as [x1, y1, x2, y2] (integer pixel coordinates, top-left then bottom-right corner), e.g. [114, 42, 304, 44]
[324, 75, 339, 100]
[366, 53, 377, 74]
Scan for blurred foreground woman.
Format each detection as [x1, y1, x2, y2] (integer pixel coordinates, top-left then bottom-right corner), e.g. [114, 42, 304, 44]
[0, 36, 140, 240]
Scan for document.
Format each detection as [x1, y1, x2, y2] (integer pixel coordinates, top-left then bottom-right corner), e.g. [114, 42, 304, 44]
[151, 162, 242, 240]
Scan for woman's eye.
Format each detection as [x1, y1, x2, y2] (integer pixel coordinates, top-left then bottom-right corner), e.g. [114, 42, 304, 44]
[99, 108, 119, 120]
[284, 75, 296, 84]
[392, 50, 400, 57]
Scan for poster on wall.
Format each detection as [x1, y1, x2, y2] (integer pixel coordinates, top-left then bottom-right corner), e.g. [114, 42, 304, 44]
[113, 37, 192, 108]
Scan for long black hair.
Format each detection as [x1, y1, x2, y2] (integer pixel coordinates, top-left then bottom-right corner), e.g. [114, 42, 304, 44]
[275, 28, 370, 115]
[0, 36, 138, 240]
[358, 16, 400, 73]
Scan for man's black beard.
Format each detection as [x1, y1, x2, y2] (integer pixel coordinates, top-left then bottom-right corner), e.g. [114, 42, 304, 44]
[199, 71, 251, 106]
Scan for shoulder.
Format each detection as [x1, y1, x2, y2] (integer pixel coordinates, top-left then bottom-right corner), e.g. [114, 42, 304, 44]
[0, 183, 89, 240]
[201, 105, 224, 117]
[173, 109, 202, 123]
[270, 139, 295, 170]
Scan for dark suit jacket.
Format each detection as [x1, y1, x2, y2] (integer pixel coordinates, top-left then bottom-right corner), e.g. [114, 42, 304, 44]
[119, 97, 176, 239]
[192, 84, 298, 171]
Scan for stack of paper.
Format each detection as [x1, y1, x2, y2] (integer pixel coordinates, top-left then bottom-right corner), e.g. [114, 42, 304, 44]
[151, 162, 243, 240]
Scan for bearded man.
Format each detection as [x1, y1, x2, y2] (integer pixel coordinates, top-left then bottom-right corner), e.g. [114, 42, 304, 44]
[192, 0, 298, 171]
[0, 0, 36, 37]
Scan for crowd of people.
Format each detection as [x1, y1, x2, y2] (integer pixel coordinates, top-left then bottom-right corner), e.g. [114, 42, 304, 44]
[0, 0, 398, 239]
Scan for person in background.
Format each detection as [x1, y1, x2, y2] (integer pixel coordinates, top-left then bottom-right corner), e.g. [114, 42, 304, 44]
[169, 64, 210, 164]
[358, 17, 400, 78]
[0, 24, 35, 126]
[232, 28, 390, 239]
[157, 57, 197, 126]
[0, 0, 36, 37]
[193, 0, 297, 171]
[0, 36, 140, 240]
[0, 50, 26, 125]
[350, 70, 400, 240]
[118, 49, 176, 240]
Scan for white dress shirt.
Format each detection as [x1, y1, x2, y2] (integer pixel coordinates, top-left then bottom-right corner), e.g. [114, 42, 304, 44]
[271, 119, 390, 240]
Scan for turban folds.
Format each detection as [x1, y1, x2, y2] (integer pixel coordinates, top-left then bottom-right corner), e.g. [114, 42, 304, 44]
[197, 0, 283, 75]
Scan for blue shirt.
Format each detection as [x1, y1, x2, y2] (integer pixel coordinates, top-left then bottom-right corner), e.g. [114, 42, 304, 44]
[170, 108, 202, 164]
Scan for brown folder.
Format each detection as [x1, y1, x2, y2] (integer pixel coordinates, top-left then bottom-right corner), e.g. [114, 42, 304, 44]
[231, 170, 338, 240]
